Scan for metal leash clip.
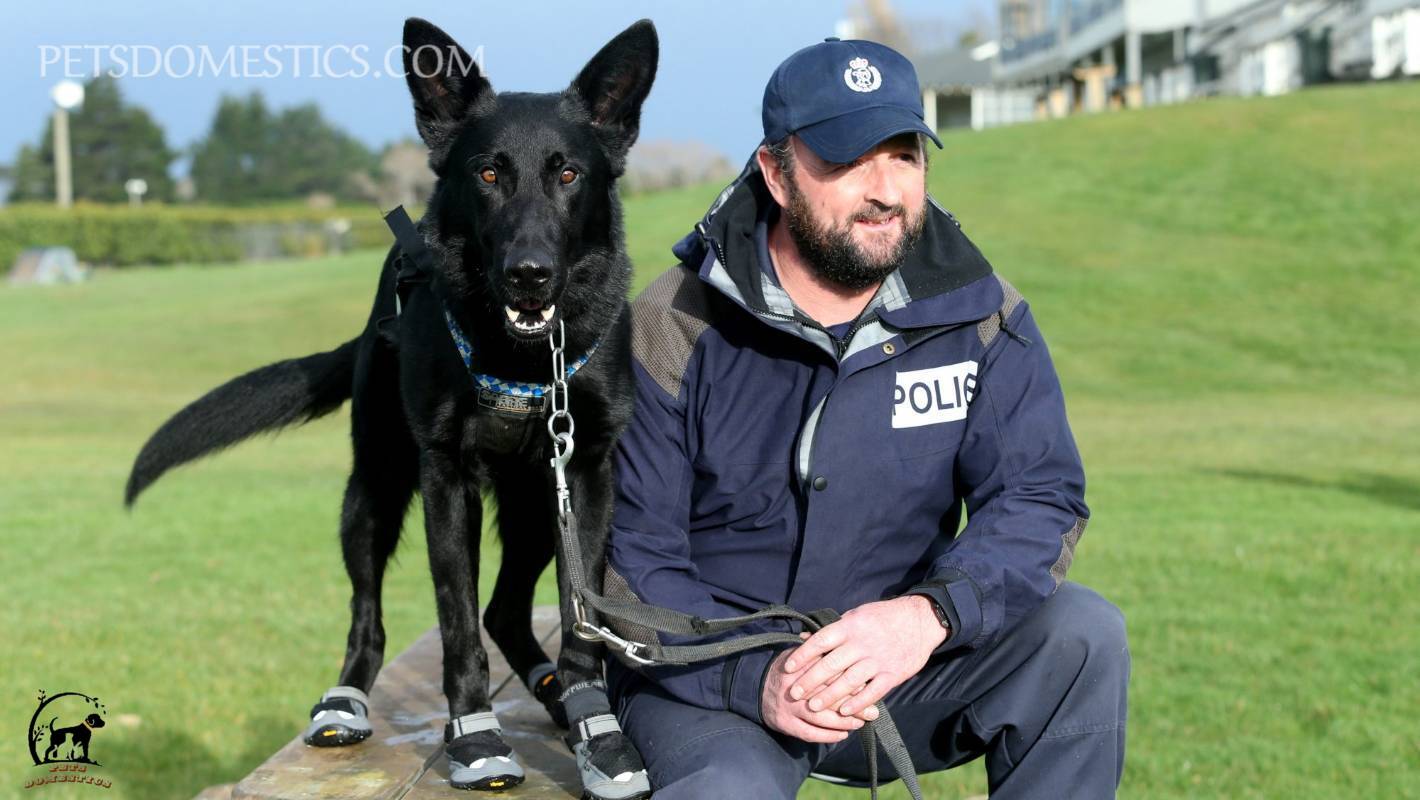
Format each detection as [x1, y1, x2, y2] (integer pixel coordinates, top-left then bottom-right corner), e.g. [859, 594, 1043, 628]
[569, 569, 655, 664]
[577, 622, 655, 665]
[547, 321, 576, 517]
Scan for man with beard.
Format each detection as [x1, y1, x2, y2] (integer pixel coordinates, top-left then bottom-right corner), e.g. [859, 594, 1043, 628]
[601, 38, 1129, 799]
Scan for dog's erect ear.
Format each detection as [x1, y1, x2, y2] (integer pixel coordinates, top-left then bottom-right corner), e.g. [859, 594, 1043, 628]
[402, 18, 490, 154]
[569, 19, 658, 153]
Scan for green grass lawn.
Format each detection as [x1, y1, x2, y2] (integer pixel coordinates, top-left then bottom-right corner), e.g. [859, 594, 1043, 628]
[3, 81, 1418, 799]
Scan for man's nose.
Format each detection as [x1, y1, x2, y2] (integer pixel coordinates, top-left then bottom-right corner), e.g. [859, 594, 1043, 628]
[862, 158, 902, 209]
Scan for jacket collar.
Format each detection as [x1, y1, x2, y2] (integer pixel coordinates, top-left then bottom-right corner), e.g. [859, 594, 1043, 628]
[672, 157, 1002, 331]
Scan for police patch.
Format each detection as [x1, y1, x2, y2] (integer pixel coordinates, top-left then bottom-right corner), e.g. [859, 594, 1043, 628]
[892, 361, 977, 428]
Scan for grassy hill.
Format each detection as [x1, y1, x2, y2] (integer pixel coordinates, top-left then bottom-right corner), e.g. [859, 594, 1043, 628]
[2, 81, 1416, 798]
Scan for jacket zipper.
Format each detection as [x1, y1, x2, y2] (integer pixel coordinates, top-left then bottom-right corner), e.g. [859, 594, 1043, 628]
[708, 233, 882, 489]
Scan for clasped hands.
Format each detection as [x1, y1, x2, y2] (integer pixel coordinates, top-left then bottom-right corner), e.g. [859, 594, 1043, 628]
[760, 594, 948, 744]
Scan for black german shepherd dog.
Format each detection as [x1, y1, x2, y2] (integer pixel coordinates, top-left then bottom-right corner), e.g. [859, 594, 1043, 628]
[125, 18, 656, 798]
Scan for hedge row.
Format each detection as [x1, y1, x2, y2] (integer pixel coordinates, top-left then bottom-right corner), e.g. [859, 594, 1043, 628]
[0, 203, 402, 269]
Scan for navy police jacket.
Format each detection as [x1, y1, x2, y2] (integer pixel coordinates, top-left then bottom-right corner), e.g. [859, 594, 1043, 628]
[604, 161, 1089, 725]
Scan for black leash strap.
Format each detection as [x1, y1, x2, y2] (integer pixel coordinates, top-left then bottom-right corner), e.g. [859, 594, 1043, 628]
[556, 506, 923, 800]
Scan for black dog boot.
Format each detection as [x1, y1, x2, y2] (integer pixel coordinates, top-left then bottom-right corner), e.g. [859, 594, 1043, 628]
[528, 662, 569, 729]
[562, 681, 651, 800]
[445, 712, 525, 791]
[303, 685, 373, 747]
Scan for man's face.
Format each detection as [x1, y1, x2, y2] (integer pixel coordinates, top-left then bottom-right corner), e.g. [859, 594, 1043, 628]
[765, 133, 928, 290]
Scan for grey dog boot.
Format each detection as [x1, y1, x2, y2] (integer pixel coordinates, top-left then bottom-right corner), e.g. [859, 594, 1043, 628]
[444, 711, 526, 791]
[562, 681, 651, 800]
[303, 685, 373, 747]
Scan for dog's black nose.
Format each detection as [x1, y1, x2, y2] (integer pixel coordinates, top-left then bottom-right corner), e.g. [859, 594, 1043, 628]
[508, 260, 552, 290]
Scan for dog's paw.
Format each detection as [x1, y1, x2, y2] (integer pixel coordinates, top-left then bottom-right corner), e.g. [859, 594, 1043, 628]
[447, 729, 525, 791]
[529, 663, 569, 729]
[567, 714, 651, 800]
[302, 686, 373, 747]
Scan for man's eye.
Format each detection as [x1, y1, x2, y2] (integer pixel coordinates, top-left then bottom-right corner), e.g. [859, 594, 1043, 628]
[560, 168, 579, 185]
[479, 168, 497, 184]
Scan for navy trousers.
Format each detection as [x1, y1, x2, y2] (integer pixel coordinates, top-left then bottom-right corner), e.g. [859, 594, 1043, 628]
[611, 582, 1130, 799]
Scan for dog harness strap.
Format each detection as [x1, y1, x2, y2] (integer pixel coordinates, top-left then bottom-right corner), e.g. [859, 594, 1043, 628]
[321, 686, 370, 706]
[379, 205, 435, 336]
[383, 205, 436, 278]
[447, 711, 501, 740]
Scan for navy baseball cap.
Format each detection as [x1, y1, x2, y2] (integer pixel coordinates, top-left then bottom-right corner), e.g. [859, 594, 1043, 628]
[762, 37, 943, 164]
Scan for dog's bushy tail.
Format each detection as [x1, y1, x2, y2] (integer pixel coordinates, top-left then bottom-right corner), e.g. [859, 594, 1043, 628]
[125, 339, 359, 506]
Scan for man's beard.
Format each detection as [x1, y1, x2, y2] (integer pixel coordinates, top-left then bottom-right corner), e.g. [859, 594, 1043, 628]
[782, 175, 925, 291]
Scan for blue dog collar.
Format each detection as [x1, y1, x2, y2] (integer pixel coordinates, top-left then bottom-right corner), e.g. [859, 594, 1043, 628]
[444, 308, 597, 400]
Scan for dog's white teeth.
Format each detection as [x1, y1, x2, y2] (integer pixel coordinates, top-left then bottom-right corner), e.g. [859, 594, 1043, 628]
[505, 306, 520, 322]
[540, 305, 555, 321]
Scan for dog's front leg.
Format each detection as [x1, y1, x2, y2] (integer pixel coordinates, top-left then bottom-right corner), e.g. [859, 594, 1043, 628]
[557, 452, 651, 800]
[420, 447, 525, 791]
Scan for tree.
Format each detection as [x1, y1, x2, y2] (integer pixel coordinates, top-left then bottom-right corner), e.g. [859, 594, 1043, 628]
[374, 139, 438, 209]
[8, 75, 175, 203]
[189, 92, 377, 204]
[187, 93, 273, 204]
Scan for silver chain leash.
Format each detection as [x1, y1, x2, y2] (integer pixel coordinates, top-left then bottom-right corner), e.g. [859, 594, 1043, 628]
[546, 321, 654, 665]
[547, 319, 576, 516]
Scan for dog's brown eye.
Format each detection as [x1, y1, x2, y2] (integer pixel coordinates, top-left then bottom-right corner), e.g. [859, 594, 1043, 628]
[560, 168, 578, 185]
[479, 168, 497, 184]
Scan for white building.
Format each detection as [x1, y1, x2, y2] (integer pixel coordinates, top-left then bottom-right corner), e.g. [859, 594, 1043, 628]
[992, 0, 1252, 114]
[1331, 0, 1420, 78]
[1191, 0, 1350, 97]
[987, 0, 1419, 122]
[918, 40, 1040, 130]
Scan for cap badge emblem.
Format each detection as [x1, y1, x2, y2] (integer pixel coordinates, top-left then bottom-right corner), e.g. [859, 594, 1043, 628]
[844, 56, 882, 93]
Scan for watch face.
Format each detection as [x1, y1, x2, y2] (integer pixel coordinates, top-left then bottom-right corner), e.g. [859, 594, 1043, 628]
[933, 603, 951, 629]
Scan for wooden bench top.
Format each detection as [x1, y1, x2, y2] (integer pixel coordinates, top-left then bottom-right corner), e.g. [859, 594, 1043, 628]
[194, 607, 578, 799]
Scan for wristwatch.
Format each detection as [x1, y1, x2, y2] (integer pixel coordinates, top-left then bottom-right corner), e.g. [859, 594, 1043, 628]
[904, 584, 955, 641]
[923, 595, 953, 633]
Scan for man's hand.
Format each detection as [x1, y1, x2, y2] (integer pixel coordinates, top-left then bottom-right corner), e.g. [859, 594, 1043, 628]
[782, 596, 947, 721]
[761, 646, 867, 743]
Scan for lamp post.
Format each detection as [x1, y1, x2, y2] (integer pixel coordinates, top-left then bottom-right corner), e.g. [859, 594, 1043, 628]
[124, 178, 148, 207]
[50, 80, 84, 209]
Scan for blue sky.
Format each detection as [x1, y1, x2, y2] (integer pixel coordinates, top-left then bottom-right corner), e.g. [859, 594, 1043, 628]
[3, 0, 990, 171]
